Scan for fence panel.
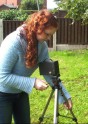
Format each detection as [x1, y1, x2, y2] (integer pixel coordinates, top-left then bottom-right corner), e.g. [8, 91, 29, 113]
[3, 20, 23, 39]
[57, 18, 88, 45]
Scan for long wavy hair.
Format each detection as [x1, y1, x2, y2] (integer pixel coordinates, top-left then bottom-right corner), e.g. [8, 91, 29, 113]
[23, 9, 58, 68]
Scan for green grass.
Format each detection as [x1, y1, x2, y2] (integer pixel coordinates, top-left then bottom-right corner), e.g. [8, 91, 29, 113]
[30, 49, 88, 124]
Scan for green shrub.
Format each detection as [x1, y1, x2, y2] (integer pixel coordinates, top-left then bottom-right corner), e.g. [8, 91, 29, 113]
[0, 9, 28, 21]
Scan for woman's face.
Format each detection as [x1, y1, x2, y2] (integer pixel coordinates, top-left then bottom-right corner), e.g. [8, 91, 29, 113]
[36, 26, 57, 42]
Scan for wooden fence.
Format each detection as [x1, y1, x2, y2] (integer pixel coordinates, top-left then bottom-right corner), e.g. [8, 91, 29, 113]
[3, 20, 23, 39]
[2, 19, 88, 49]
[57, 18, 88, 45]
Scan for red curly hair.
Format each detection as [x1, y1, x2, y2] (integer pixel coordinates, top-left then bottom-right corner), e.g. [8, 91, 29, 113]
[23, 9, 58, 68]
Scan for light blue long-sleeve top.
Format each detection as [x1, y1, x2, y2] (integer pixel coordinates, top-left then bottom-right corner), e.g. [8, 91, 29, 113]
[0, 28, 71, 103]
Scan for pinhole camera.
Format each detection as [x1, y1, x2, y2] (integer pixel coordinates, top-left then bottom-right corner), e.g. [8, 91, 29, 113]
[39, 59, 60, 77]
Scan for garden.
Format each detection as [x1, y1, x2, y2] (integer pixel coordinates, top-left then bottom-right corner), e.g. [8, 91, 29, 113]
[29, 49, 88, 124]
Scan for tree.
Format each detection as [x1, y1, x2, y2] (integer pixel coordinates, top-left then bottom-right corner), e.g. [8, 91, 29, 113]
[54, 0, 88, 24]
[19, 0, 44, 10]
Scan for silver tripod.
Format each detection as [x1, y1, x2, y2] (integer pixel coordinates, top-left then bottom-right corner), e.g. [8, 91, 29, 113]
[39, 77, 78, 124]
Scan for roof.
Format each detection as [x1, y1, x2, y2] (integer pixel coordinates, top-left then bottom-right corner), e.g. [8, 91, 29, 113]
[0, 4, 17, 9]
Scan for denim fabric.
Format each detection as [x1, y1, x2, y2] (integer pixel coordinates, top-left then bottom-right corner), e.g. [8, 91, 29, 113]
[0, 92, 30, 124]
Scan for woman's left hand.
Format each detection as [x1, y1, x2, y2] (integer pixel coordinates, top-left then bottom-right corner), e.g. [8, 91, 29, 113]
[63, 98, 72, 110]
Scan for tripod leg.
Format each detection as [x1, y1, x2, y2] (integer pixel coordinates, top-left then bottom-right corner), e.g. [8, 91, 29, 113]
[53, 88, 59, 124]
[70, 109, 78, 124]
[39, 89, 54, 123]
[60, 88, 78, 124]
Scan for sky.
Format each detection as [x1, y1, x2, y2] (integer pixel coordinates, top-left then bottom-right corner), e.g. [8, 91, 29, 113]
[47, 0, 58, 9]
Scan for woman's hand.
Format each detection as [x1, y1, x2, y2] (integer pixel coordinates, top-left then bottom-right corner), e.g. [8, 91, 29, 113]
[34, 78, 49, 91]
[63, 98, 72, 110]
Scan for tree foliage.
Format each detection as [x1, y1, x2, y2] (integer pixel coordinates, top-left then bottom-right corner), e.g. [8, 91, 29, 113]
[19, 0, 44, 10]
[54, 0, 88, 24]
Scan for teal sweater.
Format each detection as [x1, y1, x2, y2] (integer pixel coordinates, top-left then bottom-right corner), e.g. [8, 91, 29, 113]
[0, 28, 71, 103]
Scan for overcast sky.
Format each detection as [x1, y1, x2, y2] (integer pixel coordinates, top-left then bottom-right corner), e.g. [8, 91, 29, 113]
[47, 0, 58, 9]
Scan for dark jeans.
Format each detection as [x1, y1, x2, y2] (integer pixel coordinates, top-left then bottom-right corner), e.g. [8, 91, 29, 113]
[0, 91, 30, 124]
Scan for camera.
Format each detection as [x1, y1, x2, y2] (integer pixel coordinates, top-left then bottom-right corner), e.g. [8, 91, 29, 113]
[39, 59, 60, 77]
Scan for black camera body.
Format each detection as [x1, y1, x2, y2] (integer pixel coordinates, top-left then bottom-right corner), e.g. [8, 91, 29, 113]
[39, 59, 60, 77]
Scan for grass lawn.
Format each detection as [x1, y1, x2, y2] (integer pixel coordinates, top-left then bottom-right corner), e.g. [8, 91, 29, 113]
[30, 49, 88, 124]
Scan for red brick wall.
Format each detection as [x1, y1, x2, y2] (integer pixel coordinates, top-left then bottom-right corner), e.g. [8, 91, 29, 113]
[0, 0, 21, 7]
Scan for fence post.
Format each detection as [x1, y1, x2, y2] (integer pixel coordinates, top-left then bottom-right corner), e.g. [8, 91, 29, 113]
[53, 32, 56, 50]
[0, 19, 3, 46]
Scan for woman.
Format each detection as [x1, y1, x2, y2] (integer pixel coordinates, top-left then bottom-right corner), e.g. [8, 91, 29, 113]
[0, 9, 72, 123]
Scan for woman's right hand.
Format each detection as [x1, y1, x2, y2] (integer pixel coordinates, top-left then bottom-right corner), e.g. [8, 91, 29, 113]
[63, 98, 72, 110]
[34, 78, 49, 91]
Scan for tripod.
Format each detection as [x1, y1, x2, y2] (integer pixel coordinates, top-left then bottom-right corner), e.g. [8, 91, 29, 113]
[39, 76, 78, 124]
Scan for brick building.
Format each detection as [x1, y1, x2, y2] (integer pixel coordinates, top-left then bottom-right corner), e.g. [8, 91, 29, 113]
[0, 0, 21, 7]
